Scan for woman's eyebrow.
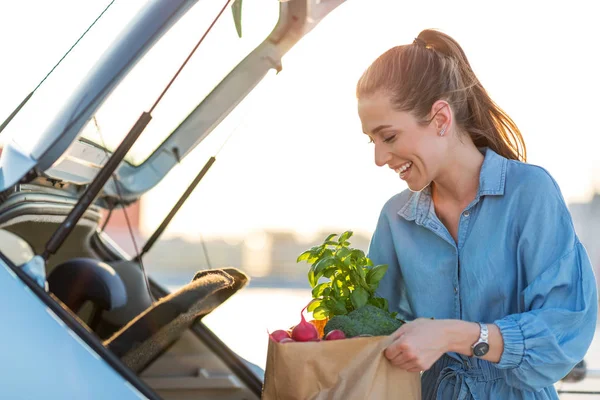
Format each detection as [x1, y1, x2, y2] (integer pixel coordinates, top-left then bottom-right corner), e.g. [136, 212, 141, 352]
[364, 124, 392, 135]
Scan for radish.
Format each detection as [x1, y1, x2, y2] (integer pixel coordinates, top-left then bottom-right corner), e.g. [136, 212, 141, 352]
[291, 305, 319, 342]
[269, 329, 291, 343]
[325, 329, 346, 340]
[279, 338, 295, 344]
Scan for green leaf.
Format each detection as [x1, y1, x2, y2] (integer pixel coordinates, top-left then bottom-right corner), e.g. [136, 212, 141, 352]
[308, 269, 317, 288]
[357, 266, 367, 280]
[307, 299, 321, 312]
[316, 265, 340, 286]
[325, 240, 339, 246]
[323, 298, 346, 315]
[313, 306, 329, 320]
[368, 297, 388, 311]
[311, 282, 330, 298]
[311, 248, 333, 268]
[333, 299, 348, 315]
[350, 249, 366, 263]
[297, 250, 312, 263]
[349, 269, 363, 288]
[322, 268, 337, 279]
[336, 247, 351, 260]
[314, 256, 336, 276]
[338, 231, 353, 244]
[366, 264, 388, 286]
[324, 233, 338, 242]
[350, 287, 369, 309]
[332, 280, 341, 297]
[332, 276, 349, 297]
[231, 0, 243, 38]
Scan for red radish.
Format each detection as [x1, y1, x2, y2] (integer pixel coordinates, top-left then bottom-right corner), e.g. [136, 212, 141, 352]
[291, 305, 319, 342]
[325, 330, 346, 340]
[279, 338, 295, 344]
[269, 330, 291, 343]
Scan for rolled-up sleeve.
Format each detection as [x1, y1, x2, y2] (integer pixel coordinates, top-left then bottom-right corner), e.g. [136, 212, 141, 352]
[494, 243, 597, 390]
[493, 172, 598, 391]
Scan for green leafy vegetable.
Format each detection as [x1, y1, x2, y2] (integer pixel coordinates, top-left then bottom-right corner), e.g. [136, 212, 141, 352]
[297, 231, 390, 320]
[323, 304, 404, 338]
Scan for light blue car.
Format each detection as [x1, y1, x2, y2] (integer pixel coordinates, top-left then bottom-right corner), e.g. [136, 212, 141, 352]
[0, 1, 344, 398]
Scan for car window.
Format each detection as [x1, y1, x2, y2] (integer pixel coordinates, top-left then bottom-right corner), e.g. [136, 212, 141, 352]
[80, 0, 278, 166]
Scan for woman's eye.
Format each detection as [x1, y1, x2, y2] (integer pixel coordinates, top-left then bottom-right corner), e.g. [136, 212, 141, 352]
[383, 135, 396, 143]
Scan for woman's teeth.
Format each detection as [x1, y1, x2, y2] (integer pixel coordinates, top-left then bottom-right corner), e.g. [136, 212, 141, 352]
[395, 162, 412, 174]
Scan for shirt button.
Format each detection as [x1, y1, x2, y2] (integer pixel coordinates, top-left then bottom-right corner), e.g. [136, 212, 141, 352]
[463, 211, 470, 217]
[454, 287, 458, 294]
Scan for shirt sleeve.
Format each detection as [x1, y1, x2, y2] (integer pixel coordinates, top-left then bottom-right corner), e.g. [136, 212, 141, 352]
[367, 205, 413, 321]
[492, 171, 598, 391]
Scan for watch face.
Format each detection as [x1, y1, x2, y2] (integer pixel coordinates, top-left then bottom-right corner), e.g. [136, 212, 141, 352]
[473, 342, 490, 357]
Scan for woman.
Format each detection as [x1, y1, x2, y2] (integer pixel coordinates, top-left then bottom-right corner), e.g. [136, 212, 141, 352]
[359, 29, 598, 399]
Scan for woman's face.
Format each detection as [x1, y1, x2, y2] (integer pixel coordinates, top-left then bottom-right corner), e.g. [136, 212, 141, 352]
[358, 92, 448, 192]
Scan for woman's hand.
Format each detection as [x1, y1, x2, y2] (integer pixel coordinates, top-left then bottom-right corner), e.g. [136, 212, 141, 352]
[384, 318, 471, 372]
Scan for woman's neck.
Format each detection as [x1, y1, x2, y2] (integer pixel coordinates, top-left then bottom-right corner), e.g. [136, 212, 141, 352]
[431, 144, 485, 206]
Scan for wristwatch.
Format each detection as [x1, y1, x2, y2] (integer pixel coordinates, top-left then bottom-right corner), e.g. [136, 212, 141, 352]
[471, 322, 489, 358]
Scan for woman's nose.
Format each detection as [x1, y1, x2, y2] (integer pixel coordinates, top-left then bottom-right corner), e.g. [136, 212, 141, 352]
[374, 144, 391, 167]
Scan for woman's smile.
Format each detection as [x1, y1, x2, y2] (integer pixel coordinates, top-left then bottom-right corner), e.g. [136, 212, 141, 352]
[392, 161, 413, 180]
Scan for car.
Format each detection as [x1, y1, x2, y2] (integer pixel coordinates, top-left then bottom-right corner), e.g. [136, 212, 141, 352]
[0, 0, 344, 398]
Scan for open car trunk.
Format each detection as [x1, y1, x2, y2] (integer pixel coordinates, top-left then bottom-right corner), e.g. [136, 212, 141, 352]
[0, 186, 260, 399]
[0, 0, 345, 398]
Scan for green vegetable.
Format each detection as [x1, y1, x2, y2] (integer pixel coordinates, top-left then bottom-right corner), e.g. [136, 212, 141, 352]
[297, 231, 391, 320]
[323, 304, 404, 338]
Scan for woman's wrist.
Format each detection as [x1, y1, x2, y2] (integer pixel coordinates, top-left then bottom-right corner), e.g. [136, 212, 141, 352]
[442, 320, 480, 355]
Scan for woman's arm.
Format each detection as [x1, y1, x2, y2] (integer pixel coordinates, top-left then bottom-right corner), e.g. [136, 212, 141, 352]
[383, 318, 503, 372]
[444, 320, 503, 363]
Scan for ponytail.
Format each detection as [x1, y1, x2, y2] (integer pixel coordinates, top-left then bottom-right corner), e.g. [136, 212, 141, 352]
[358, 29, 526, 162]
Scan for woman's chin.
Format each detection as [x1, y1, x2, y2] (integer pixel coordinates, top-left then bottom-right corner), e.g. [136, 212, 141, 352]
[406, 179, 430, 193]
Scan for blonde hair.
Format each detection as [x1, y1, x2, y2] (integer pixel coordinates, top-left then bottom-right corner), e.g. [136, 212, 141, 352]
[357, 29, 526, 162]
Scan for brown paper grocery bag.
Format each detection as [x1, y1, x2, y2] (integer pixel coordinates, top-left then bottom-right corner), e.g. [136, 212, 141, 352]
[262, 335, 421, 400]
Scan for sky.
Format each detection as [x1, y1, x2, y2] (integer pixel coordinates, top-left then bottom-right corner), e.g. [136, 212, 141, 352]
[1, 0, 599, 241]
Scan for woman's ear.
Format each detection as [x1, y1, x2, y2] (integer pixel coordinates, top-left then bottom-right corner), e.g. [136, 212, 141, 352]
[430, 100, 452, 136]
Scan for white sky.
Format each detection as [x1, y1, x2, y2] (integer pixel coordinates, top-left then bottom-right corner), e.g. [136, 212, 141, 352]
[1, 0, 599, 240]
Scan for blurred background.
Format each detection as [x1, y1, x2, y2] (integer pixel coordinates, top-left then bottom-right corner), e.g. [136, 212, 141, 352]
[1, 0, 599, 396]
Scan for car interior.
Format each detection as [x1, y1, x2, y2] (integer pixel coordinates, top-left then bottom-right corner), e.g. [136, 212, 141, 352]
[0, 0, 352, 398]
[0, 181, 260, 399]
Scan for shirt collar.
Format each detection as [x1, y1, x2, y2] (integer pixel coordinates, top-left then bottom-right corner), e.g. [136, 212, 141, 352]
[398, 148, 507, 222]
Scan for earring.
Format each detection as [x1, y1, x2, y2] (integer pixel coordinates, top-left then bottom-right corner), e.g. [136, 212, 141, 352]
[439, 127, 446, 136]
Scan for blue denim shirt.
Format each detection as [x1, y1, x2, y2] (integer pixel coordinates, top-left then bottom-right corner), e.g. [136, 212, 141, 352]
[368, 148, 598, 399]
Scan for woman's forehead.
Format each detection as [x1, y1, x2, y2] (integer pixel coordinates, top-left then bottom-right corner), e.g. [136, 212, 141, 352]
[359, 96, 413, 133]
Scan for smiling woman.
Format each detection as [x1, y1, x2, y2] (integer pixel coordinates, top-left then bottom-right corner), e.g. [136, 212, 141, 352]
[356, 29, 598, 400]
